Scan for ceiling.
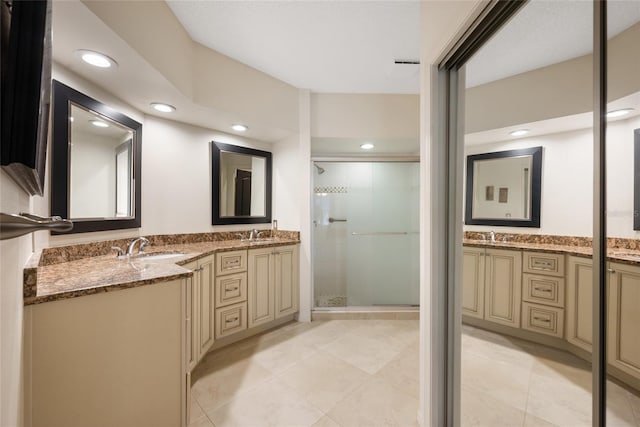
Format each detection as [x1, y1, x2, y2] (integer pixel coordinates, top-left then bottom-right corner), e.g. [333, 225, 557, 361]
[466, 0, 640, 88]
[165, 0, 421, 94]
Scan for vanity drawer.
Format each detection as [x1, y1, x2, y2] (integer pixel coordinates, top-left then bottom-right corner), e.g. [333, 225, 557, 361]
[523, 252, 565, 277]
[215, 273, 247, 308]
[216, 250, 247, 276]
[215, 302, 247, 339]
[522, 302, 564, 338]
[523, 274, 565, 308]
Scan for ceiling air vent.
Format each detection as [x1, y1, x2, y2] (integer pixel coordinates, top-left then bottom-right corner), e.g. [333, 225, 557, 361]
[389, 59, 420, 78]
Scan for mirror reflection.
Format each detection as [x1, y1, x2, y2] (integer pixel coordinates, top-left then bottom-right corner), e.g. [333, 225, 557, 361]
[69, 104, 133, 219]
[465, 147, 542, 227]
[211, 141, 272, 225]
[51, 80, 142, 234]
[219, 151, 266, 217]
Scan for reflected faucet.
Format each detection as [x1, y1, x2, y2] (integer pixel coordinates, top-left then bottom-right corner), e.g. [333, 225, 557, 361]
[489, 230, 496, 243]
[126, 237, 150, 256]
[249, 229, 262, 241]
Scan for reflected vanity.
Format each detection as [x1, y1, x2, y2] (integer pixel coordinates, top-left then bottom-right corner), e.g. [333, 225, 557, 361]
[465, 146, 542, 227]
[211, 141, 272, 225]
[51, 80, 142, 233]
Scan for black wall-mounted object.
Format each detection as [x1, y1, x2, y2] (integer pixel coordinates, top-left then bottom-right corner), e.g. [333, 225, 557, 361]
[1, 0, 51, 196]
[212, 141, 272, 225]
[634, 129, 640, 231]
[51, 80, 142, 234]
[465, 146, 543, 228]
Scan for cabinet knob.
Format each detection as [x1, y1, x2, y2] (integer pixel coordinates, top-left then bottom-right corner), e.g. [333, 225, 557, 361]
[607, 268, 616, 274]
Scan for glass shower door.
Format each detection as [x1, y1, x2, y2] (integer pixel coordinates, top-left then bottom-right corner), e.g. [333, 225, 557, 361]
[313, 161, 419, 308]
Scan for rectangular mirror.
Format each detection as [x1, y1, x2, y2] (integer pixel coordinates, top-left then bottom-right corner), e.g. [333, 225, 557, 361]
[465, 146, 542, 227]
[212, 141, 272, 225]
[51, 80, 142, 234]
[635, 128, 640, 230]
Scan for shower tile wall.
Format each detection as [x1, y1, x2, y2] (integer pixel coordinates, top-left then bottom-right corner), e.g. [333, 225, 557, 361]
[313, 162, 419, 308]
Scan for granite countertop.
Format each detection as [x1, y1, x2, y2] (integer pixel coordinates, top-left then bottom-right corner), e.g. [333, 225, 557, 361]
[25, 237, 300, 306]
[462, 239, 640, 266]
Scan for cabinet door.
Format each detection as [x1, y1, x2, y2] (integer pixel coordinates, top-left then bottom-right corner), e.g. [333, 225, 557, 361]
[248, 247, 275, 328]
[183, 261, 199, 371]
[274, 245, 299, 319]
[462, 247, 485, 319]
[483, 248, 522, 328]
[197, 256, 215, 359]
[608, 262, 640, 379]
[566, 256, 593, 352]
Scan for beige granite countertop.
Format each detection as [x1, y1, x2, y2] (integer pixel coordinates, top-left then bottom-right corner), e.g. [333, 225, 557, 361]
[462, 239, 640, 265]
[25, 237, 300, 306]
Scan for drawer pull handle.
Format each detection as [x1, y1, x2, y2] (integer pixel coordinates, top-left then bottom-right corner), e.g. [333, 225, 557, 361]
[226, 317, 239, 323]
[533, 287, 552, 293]
[533, 316, 551, 323]
[607, 268, 616, 273]
[226, 286, 239, 291]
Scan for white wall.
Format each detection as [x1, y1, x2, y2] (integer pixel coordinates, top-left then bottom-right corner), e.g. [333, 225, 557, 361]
[464, 115, 640, 239]
[69, 131, 119, 218]
[0, 172, 33, 427]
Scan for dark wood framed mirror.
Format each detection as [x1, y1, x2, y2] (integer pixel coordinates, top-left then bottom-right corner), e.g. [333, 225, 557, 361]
[51, 80, 142, 234]
[212, 141, 272, 225]
[634, 128, 640, 230]
[465, 146, 543, 227]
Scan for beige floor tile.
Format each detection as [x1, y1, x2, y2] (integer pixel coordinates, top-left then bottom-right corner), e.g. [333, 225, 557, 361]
[282, 320, 356, 349]
[320, 331, 404, 374]
[523, 413, 558, 427]
[461, 386, 526, 427]
[192, 348, 275, 413]
[250, 333, 320, 375]
[327, 376, 419, 427]
[311, 415, 342, 427]
[531, 352, 591, 391]
[526, 372, 592, 426]
[207, 377, 324, 427]
[188, 415, 215, 427]
[462, 351, 532, 411]
[190, 397, 206, 422]
[624, 388, 640, 426]
[374, 342, 420, 399]
[463, 332, 537, 370]
[356, 319, 419, 349]
[606, 381, 637, 427]
[277, 351, 370, 412]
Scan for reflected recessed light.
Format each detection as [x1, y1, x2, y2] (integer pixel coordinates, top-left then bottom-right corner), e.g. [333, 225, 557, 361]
[232, 124, 248, 132]
[509, 129, 530, 137]
[150, 102, 176, 113]
[75, 50, 117, 68]
[360, 143, 375, 150]
[69, 117, 74, 122]
[90, 120, 109, 128]
[606, 108, 634, 118]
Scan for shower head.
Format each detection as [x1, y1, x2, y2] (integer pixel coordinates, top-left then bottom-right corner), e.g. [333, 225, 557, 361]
[314, 163, 325, 174]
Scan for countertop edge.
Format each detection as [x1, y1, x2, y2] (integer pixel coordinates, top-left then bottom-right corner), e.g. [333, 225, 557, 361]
[26, 239, 300, 306]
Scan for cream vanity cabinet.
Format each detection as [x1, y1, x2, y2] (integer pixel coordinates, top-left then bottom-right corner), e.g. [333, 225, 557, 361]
[215, 250, 248, 339]
[607, 262, 640, 380]
[521, 251, 566, 338]
[24, 279, 190, 427]
[462, 247, 522, 328]
[183, 254, 216, 370]
[248, 245, 299, 328]
[566, 256, 594, 352]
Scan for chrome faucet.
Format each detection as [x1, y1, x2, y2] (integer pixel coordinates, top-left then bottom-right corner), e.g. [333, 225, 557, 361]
[126, 237, 150, 256]
[489, 230, 496, 243]
[249, 229, 262, 241]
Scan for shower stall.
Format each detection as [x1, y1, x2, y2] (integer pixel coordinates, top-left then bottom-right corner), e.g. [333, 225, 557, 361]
[312, 160, 419, 308]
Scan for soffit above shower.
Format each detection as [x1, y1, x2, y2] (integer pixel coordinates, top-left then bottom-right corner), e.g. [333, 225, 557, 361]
[311, 137, 419, 157]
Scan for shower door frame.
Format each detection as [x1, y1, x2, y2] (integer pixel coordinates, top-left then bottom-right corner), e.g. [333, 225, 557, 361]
[310, 156, 420, 311]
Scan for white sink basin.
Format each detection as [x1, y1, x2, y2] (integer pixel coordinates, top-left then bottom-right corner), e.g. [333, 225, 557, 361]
[135, 251, 185, 261]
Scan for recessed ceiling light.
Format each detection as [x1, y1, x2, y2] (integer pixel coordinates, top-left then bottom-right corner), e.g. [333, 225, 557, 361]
[606, 108, 634, 118]
[509, 129, 530, 137]
[360, 143, 375, 150]
[90, 120, 109, 128]
[150, 102, 176, 113]
[231, 124, 248, 132]
[75, 50, 117, 68]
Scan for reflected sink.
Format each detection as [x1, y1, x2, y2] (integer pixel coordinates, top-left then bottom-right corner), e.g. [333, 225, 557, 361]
[134, 251, 185, 260]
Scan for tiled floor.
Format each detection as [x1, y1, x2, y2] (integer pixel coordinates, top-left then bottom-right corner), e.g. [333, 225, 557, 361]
[190, 320, 419, 427]
[461, 324, 640, 427]
[189, 320, 640, 427]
